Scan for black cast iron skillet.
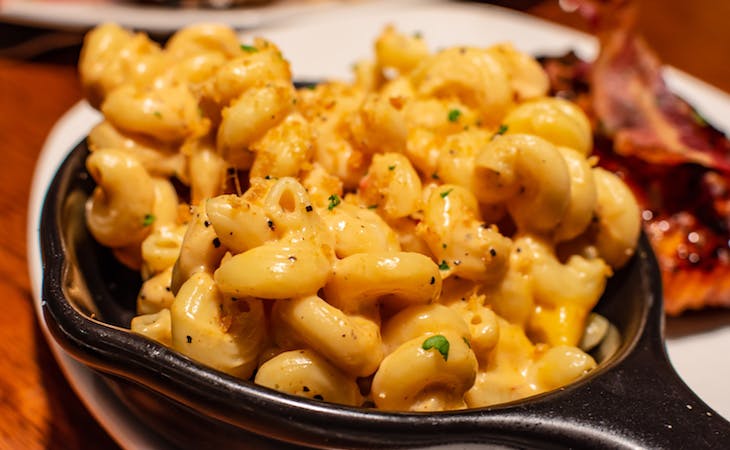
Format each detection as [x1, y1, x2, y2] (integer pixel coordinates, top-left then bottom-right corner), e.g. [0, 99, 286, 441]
[41, 139, 730, 449]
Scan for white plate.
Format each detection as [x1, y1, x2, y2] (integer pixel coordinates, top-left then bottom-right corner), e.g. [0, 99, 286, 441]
[0, 0, 368, 33]
[27, 1, 730, 447]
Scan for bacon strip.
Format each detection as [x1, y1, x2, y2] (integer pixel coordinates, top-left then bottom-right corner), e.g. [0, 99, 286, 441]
[544, 0, 730, 315]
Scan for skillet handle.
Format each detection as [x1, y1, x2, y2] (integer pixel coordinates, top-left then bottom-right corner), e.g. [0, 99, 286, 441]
[492, 237, 730, 449]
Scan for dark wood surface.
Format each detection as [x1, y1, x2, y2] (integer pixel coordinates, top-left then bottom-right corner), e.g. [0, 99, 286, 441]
[1, 1, 728, 448]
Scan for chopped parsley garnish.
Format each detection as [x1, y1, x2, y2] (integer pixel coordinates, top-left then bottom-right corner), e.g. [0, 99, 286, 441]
[388, 165, 396, 171]
[142, 214, 155, 227]
[439, 188, 453, 198]
[327, 194, 341, 210]
[438, 260, 450, 271]
[153, 111, 162, 118]
[462, 337, 471, 348]
[422, 335, 450, 361]
[367, 204, 378, 209]
[492, 124, 508, 139]
[431, 172, 440, 180]
[240, 44, 258, 53]
[448, 108, 461, 122]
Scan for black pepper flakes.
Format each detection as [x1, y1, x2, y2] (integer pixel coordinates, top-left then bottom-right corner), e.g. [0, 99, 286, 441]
[204, 220, 210, 227]
[302, 386, 310, 392]
[313, 394, 324, 401]
[212, 237, 221, 248]
[489, 248, 497, 257]
[305, 205, 313, 212]
[186, 335, 192, 344]
[288, 256, 297, 262]
[430, 276, 435, 285]
[267, 219, 275, 230]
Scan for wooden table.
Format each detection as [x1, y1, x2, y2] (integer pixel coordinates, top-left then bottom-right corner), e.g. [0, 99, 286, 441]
[1, 1, 728, 448]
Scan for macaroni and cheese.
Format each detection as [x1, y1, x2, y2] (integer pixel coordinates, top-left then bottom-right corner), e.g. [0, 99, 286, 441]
[78, 23, 640, 411]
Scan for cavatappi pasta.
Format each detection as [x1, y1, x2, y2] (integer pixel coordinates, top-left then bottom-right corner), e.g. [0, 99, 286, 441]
[79, 23, 641, 411]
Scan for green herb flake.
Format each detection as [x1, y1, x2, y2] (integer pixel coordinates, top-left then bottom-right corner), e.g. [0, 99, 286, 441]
[327, 194, 342, 211]
[438, 260, 450, 271]
[240, 44, 258, 53]
[367, 204, 379, 209]
[448, 109, 461, 123]
[153, 111, 162, 118]
[439, 188, 453, 198]
[431, 172, 440, 180]
[422, 334, 450, 361]
[142, 214, 155, 227]
[388, 165, 396, 171]
[492, 124, 508, 139]
[462, 336, 471, 348]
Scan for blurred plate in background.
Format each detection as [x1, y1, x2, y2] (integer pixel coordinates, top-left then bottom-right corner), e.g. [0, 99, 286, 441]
[0, 0, 374, 33]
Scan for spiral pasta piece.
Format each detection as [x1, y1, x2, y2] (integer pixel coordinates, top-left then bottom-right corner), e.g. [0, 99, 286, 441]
[215, 239, 332, 299]
[474, 133, 571, 234]
[85, 148, 156, 248]
[271, 295, 383, 377]
[323, 252, 442, 316]
[411, 46, 513, 126]
[503, 97, 592, 155]
[417, 184, 512, 283]
[590, 167, 642, 268]
[255, 349, 363, 406]
[79, 22, 164, 108]
[170, 205, 227, 294]
[371, 330, 477, 411]
[170, 272, 266, 379]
